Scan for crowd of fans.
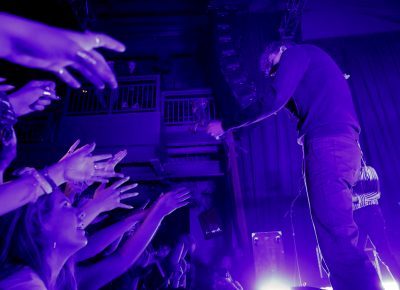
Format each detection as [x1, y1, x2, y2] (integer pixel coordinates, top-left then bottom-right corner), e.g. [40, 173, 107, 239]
[0, 11, 195, 290]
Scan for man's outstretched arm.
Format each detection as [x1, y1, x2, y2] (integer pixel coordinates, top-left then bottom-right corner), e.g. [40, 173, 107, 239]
[210, 46, 310, 136]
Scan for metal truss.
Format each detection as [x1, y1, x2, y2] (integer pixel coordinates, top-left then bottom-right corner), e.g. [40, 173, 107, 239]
[279, 0, 308, 40]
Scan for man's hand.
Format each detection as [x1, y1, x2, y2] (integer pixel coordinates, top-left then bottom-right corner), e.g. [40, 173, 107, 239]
[207, 120, 224, 139]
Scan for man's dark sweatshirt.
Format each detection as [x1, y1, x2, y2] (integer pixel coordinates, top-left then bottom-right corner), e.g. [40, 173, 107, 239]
[222, 44, 360, 144]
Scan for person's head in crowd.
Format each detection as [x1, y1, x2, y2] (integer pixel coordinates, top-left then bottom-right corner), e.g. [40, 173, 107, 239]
[0, 191, 87, 289]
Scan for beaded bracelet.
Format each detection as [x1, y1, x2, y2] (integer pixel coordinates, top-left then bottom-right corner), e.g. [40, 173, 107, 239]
[40, 167, 59, 192]
[30, 169, 52, 195]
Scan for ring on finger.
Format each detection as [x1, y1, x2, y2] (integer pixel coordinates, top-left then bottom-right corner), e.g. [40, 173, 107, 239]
[95, 35, 102, 47]
[42, 90, 52, 96]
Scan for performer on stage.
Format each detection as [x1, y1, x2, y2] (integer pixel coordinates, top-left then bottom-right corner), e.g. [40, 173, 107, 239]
[207, 41, 382, 290]
[353, 164, 400, 284]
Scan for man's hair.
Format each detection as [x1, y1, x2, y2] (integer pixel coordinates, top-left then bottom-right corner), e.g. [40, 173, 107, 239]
[259, 39, 295, 73]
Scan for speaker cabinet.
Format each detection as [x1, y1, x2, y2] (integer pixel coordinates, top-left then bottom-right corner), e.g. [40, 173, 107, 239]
[252, 231, 285, 279]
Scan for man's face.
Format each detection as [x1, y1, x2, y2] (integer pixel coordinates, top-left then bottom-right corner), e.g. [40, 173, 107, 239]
[263, 46, 286, 76]
[268, 51, 280, 66]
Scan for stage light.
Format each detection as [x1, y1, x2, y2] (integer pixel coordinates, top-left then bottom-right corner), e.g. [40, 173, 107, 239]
[257, 278, 291, 290]
[382, 281, 399, 290]
[321, 281, 399, 290]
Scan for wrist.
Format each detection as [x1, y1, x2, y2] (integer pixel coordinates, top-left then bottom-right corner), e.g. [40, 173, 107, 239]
[25, 169, 51, 198]
[46, 162, 66, 186]
[41, 167, 60, 192]
[91, 197, 111, 214]
[149, 204, 167, 220]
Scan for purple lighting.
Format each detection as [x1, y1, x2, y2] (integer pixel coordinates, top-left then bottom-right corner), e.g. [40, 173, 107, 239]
[1, 1, 400, 289]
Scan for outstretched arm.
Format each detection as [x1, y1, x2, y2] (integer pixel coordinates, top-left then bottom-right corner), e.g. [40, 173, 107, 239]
[0, 141, 121, 215]
[76, 209, 148, 262]
[77, 188, 191, 290]
[78, 178, 138, 228]
[0, 12, 125, 89]
[212, 47, 310, 135]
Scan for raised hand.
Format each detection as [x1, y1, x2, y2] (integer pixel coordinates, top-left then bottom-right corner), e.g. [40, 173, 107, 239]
[59, 141, 123, 183]
[7, 80, 60, 116]
[0, 12, 126, 89]
[103, 149, 127, 172]
[61, 143, 127, 195]
[207, 120, 224, 139]
[93, 177, 139, 211]
[152, 187, 191, 217]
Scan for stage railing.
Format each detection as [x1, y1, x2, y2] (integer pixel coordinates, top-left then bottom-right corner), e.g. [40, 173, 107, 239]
[65, 75, 160, 115]
[162, 89, 216, 126]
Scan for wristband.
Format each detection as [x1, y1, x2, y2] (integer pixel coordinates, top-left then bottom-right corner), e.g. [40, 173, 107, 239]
[31, 169, 52, 194]
[41, 167, 59, 192]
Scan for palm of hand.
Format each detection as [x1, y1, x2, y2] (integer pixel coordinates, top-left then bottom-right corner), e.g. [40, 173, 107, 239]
[93, 178, 137, 211]
[64, 156, 94, 182]
[154, 188, 191, 217]
[93, 186, 117, 211]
